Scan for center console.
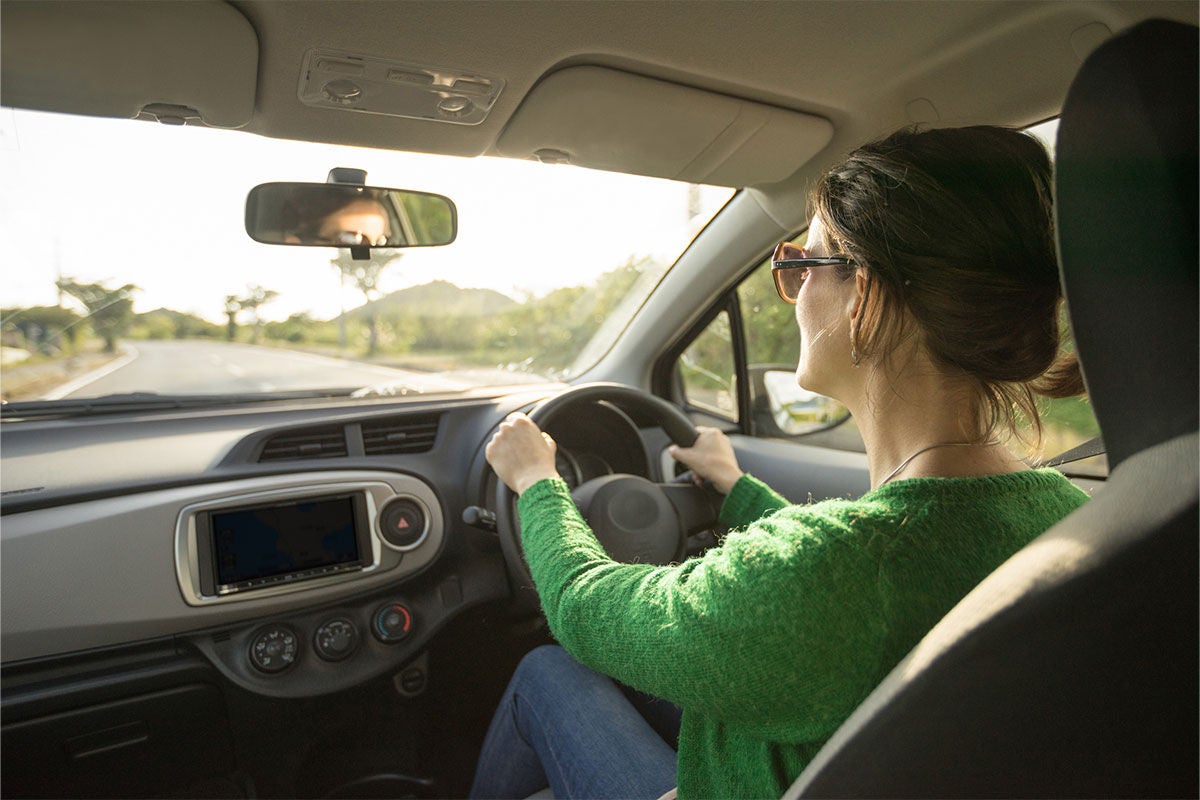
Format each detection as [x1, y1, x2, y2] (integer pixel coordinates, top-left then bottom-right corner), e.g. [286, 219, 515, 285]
[174, 477, 434, 606]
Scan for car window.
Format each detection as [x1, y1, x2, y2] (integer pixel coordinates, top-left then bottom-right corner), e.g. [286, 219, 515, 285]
[679, 309, 737, 420]
[0, 109, 733, 403]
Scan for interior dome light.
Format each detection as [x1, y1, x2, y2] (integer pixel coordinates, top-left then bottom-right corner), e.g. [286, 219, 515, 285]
[322, 79, 363, 104]
[299, 49, 504, 126]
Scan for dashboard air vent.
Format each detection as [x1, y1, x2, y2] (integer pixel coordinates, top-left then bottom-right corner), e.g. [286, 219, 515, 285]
[362, 414, 440, 455]
[259, 425, 348, 462]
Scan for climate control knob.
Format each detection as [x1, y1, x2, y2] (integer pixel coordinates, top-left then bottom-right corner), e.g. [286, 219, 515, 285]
[372, 602, 414, 643]
[313, 618, 359, 662]
[249, 625, 299, 674]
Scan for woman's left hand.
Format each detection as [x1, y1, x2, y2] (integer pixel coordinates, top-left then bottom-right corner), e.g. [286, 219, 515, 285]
[486, 412, 561, 495]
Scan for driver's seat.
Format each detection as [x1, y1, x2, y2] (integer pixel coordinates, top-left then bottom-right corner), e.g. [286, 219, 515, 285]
[785, 19, 1198, 798]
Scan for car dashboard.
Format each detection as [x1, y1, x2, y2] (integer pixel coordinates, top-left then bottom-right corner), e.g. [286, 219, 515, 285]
[0, 385, 656, 699]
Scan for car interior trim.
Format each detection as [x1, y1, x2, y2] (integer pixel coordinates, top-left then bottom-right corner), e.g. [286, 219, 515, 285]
[174, 479, 435, 607]
[3, 470, 445, 663]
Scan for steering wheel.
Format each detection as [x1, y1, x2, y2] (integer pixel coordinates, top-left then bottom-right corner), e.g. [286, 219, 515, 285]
[494, 383, 723, 588]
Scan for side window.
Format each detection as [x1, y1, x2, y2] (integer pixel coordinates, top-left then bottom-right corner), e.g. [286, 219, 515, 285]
[730, 248, 1104, 467]
[679, 310, 737, 420]
[738, 255, 862, 450]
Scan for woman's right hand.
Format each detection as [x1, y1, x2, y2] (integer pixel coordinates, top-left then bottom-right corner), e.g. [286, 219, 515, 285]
[668, 426, 744, 494]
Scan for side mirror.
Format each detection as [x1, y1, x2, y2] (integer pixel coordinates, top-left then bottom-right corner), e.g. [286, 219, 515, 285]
[245, 183, 457, 249]
[752, 366, 851, 437]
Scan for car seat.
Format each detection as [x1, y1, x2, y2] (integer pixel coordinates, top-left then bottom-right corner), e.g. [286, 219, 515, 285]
[784, 18, 1198, 798]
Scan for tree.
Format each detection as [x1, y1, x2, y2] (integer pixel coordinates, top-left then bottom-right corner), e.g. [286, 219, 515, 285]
[331, 249, 404, 355]
[1, 305, 83, 355]
[237, 285, 279, 343]
[56, 279, 138, 353]
[224, 295, 242, 341]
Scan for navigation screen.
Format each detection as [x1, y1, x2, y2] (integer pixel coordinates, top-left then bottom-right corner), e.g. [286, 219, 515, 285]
[212, 495, 360, 588]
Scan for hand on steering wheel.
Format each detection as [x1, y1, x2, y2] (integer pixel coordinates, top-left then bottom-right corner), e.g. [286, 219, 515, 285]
[486, 412, 560, 495]
[668, 426, 745, 494]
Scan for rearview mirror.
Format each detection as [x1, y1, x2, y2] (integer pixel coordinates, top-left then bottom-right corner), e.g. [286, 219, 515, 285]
[245, 183, 457, 248]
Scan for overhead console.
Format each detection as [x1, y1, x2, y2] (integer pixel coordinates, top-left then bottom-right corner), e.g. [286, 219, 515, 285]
[175, 478, 436, 606]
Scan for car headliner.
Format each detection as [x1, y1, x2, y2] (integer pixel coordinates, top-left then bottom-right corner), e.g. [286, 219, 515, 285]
[3, 1, 1196, 205]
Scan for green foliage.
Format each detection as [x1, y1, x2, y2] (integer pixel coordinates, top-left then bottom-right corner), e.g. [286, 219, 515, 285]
[396, 192, 454, 244]
[1, 305, 83, 354]
[224, 294, 241, 341]
[129, 308, 221, 341]
[264, 312, 339, 344]
[265, 256, 658, 374]
[1035, 396, 1101, 453]
[56, 278, 138, 352]
[478, 257, 649, 375]
[680, 310, 737, 417]
[223, 285, 279, 343]
[739, 258, 799, 368]
[353, 280, 515, 320]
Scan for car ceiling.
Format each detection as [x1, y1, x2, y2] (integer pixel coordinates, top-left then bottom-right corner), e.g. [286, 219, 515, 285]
[4, 1, 1196, 196]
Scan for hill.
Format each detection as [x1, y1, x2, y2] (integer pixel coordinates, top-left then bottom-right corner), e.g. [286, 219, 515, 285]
[344, 280, 517, 320]
[131, 307, 222, 339]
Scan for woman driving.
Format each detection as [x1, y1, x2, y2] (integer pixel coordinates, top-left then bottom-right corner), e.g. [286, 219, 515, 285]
[471, 125, 1090, 800]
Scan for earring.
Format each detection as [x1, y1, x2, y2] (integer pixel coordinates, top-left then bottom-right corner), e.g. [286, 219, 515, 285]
[850, 328, 861, 367]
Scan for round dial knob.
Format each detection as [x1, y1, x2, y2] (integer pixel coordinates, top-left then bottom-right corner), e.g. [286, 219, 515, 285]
[249, 626, 299, 674]
[378, 498, 428, 550]
[313, 618, 359, 662]
[372, 602, 414, 643]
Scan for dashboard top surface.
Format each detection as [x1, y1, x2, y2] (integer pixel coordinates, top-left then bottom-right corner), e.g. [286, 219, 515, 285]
[0, 386, 564, 512]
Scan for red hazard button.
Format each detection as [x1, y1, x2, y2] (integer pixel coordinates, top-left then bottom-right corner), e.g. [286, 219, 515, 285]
[379, 498, 427, 550]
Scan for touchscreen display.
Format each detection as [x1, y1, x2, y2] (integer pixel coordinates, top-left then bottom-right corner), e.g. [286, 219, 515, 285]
[211, 495, 360, 588]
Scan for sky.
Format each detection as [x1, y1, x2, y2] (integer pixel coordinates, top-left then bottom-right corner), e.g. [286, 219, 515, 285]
[0, 108, 732, 323]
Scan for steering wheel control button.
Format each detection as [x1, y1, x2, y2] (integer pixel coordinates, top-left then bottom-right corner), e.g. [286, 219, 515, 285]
[249, 626, 300, 674]
[373, 602, 414, 643]
[379, 497, 429, 550]
[313, 618, 359, 662]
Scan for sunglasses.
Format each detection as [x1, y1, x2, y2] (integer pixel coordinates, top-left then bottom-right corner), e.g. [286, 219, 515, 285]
[334, 230, 390, 247]
[771, 242, 856, 304]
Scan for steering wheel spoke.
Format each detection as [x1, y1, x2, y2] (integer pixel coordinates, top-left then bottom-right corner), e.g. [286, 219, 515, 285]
[660, 481, 722, 537]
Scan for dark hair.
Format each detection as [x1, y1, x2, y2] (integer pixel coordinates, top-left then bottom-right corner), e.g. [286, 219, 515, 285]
[811, 125, 1084, 446]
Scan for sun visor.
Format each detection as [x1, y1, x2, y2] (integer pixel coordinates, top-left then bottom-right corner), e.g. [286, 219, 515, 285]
[496, 66, 832, 187]
[1, 0, 257, 128]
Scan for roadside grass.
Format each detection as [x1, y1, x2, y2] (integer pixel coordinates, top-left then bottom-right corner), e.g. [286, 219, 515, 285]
[1, 345, 121, 402]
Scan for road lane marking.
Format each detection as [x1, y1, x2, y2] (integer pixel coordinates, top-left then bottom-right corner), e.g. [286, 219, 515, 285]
[42, 345, 140, 400]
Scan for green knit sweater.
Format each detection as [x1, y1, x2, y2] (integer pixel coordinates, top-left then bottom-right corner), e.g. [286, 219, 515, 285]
[517, 469, 1089, 799]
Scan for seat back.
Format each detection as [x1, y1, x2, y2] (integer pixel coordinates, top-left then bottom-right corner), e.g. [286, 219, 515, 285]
[786, 19, 1199, 798]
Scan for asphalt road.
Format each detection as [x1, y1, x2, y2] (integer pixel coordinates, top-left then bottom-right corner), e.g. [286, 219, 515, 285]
[56, 339, 469, 399]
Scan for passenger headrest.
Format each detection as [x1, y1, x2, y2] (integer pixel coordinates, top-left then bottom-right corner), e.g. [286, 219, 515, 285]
[1055, 19, 1198, 470]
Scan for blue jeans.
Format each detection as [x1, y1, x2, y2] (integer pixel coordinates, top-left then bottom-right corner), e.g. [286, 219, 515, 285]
[469, 645, 681, 800]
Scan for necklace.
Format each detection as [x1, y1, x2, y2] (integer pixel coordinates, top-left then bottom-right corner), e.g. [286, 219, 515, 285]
[878, 441, 989, 486]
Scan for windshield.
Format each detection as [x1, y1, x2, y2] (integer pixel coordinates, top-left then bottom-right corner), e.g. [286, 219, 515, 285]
[0, 109, 733, 404]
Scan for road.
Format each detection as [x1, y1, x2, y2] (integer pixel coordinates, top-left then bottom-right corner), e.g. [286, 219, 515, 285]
[56, 339, 471, 399]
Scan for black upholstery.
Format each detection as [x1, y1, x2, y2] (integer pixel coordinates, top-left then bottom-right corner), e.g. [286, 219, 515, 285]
[1055, 19, 1199, 469]
[786, 20, 1199, 799]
